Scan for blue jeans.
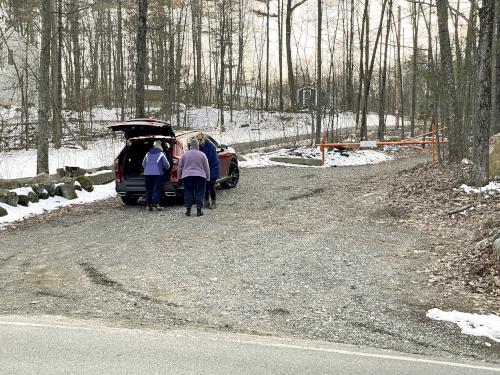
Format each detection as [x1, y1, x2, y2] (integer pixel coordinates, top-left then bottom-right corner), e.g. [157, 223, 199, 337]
[205, 178, 217, 202]
[183, 176, 206, 209]
[144, 175, 162, 205]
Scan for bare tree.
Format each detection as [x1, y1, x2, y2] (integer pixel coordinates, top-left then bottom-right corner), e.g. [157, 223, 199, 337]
[37, 0, 51, 174]
[470, 0, 495, 186]
[377, 0, 392, 141]
[136, 0, 148, 118]
[314, 0, 322, 144]
[494, 0, 500, 134]
[436, 0, 464, 162]
[286, 0, 307, 111]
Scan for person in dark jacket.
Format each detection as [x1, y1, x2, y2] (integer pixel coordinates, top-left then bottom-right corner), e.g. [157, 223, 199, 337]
[142, 140, 170, 211]
[197, 132, 219, 209]
[178, 138, 210, 217]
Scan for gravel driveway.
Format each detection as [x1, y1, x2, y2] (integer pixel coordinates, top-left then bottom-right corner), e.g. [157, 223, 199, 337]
[0, 155, 498, 363]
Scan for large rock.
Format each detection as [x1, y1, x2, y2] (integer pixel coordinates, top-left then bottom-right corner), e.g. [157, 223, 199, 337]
[27, 191, 39, 203]
[31, 184, 49, 199]
[0, 206, 7, 217]
[56, 178, 78, 200]
[30, 173, 56, 197]
[489, 133, 500, 177]
[86, 170, 115, 185]
[0, 188, 18, 206]
[0, 179, 20, 189]
[75, 175, 94, 192]
[17, 194, 30, 206]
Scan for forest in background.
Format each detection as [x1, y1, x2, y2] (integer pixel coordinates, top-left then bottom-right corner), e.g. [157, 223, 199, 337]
[0, 0, 498, 185]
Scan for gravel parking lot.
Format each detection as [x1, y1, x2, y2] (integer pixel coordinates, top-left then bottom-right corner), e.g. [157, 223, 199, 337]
[0, 155, 498, 363]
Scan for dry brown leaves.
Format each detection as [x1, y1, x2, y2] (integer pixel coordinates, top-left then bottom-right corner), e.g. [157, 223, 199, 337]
[385, 161, 500, 310]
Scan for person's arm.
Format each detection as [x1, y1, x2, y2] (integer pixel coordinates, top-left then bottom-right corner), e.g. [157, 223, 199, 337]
[161, 153, 170, 171]
[202, 154, 210, 181]
[142, 154, 148, 169]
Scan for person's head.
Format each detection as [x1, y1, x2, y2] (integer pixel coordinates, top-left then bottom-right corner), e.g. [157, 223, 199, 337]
[153, 140, 163, 150]
[197, 132, 206, 147]
[189, 138, 199, 150]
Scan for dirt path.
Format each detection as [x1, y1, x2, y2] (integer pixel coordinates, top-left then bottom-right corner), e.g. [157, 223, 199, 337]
[0, 155, 498, 363]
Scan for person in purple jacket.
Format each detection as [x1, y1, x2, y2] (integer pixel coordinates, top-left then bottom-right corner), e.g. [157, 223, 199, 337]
[142, 140, 170, 211]
[178, 138, 210, 217]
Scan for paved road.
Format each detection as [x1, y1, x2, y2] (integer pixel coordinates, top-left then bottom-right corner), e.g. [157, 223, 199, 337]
[1, 316, 499, 375]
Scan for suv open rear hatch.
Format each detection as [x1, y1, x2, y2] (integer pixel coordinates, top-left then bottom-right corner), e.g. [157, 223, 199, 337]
[109, 118, 175, 139]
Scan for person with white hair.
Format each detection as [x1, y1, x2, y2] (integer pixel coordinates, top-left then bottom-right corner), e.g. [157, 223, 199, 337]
[142, 140, 170, 211]
[178, 138, 210, 217]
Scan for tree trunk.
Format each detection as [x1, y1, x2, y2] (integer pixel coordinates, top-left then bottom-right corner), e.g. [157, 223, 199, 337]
[285, 0, 306, 111]
[470, 0, 494, 186]
[315, 0, 322, 144]
[436, 0, 464, 162]
[37, 0, 51, 174]
[410, 0, 418, 137]
[494, 0, 500, 134]
[51, 0, 61, 148]
[136, 0, 148, 118]
[117, 0, 125, 120]
[378, 0, 392, 141]
[360, 0, 388, 140]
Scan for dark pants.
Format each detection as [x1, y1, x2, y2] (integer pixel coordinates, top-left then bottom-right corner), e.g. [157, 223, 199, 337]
[183, 176, 206, 209]
[144, 175, 162, 206]
[205, 178, 217, 202]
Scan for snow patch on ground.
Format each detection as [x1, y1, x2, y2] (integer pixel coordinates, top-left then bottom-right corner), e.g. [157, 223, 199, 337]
[458, 182, 500, 194]
[0, 182, 116, 229]
[240, 147, 393, 168]
[427, 308, 500, 343]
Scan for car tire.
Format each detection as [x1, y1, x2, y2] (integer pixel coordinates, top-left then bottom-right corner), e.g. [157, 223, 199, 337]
[221, 160, 239, 189]
[121, 193, 139, 205]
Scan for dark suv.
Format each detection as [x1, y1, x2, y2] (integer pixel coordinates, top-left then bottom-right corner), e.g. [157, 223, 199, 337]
[110, 119, 239, 205]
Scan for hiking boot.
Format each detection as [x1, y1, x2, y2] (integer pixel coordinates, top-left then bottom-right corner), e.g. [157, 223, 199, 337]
[147, 204, 153, 211]
[185, 207, 191, 216]
[197, 208, 203, 217]
[204, 200, 210, 209]
[210, 201, 216, 209]
[155, 205, 163, 211]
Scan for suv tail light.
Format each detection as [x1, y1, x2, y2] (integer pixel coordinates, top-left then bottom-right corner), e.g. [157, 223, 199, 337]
[171, 157, 179, 181]
[114, 158, 123, 183]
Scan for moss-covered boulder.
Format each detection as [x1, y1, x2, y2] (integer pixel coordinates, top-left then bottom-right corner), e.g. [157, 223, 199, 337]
[75, 175, 94, 192]
[0, 205, 7, 217]
[27, 191, 39, 203]
[0, 179, 20, 189]
[17, 194, 30, 206]
[0, 188, 18, 206]
[86, 170, 115, 185]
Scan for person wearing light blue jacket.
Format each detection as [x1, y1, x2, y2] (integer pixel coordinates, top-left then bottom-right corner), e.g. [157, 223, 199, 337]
[142, 140, 170, 211]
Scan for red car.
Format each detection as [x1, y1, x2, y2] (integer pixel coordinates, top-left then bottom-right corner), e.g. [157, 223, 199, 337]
[110, 118, 239, 205]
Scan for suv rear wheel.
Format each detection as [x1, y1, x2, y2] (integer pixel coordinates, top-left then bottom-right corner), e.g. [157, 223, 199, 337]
[121, 193, 139, 205]
[221, 160, 239, 188]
